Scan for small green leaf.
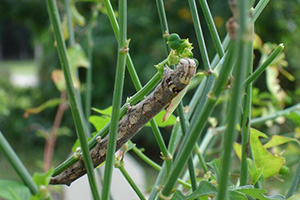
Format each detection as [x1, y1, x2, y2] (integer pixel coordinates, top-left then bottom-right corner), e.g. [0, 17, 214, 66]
[0, 180, 30, 200]
[146, 110, 176, 127]
[51, 69, 66, 92]
[24, 98, 62, 118]
[163, 86, 188, 122]
[285, 111, 300, 127]
[67, 44, 89, 88]
[91, 107, 112, 116]
[233, 142, 242, 160]
[234, 186, 285, 200]
[70, 3, 86, 26]
[247, 158, 264, 185]
[264, 135, 300, 148]
[89, 115, 111, 132]
[32, 168, 54, 187]
[228, 190, 247, 200]
[185, 181, 218, 199]
[207, 158, 222, 182]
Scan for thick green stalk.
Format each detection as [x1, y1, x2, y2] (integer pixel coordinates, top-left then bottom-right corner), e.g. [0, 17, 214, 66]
[0, 131, 39, 195]
[118, 165, 146, 200]
[240, 23, 254, 186]
[188, 0, 211, 70]
[45, 0, 100, 199]
[161, 42, 236, 197]
[199, 0, 224, 57]
[287, 158, 300, 198]
[102, 0, 127, 199]
[217, 0, 249, 199]
[243, 43, 284, 86]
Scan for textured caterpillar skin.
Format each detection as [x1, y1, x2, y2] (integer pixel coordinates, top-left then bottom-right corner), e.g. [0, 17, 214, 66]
[50, 58, 196, 185]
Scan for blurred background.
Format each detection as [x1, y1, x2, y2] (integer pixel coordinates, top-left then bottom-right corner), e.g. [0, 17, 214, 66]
[0, 0, 300, 197]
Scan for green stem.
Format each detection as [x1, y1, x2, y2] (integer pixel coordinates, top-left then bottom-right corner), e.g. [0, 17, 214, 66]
[103, 0, 142, 90]
[252, 103, 300, 124]
[103, 1, 171, 170]
[118, 164, 146, 200]
[243, 43, 284, 86]
[177, 104, 198, 193]
[64, 0, 75, 47]
[240, 22, 254, 186]
[101, 0, 127, 199]
[194, 146, 208, 173]
[45, 0, 100, 199]
[85, 5, 98, 131]
[199, 0, 224, 57]
[252, 0, 270, 23]
[156, 0, 171, 54]
[131, 145, 191, 189]
[0, 131, 39, 195]
[161, 41, 236, 197]
[188, 0, 211, 70]
[287, 158, 300, 198]
[217, 0, 249, 199]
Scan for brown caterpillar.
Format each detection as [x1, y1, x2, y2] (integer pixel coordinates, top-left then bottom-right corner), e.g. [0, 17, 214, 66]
[50, 58, 197, 185]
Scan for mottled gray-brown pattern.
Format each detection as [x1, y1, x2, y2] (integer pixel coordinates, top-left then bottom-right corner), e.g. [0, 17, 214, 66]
[50, 58, 197, 185]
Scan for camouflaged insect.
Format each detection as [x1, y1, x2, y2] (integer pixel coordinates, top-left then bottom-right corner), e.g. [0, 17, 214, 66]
[50, 58, 197, 185]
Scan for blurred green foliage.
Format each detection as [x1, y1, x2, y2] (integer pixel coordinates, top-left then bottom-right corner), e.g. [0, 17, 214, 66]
[0, 0, 300, 167]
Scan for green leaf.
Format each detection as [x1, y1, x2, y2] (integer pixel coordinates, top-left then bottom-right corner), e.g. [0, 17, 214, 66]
[92, 107, 112, 116]
[185, 181, 218, 199]
[31, 169, 54, 199]
[32, 168, 53, 187]
[172, 191, 186, 200]
[89, 115, 111, 132]
[146, 110, 176, 127]
[285, 111, 300, 127]
[51, 69, 66, 92]
[67, 44, 89, 88]
[247, 158, 263, 185]
[234, 142, 242, 160]
[0, 180, 30, 200]
[24, 98, 62, 118]
[250, 128, 285, 178]
[163, 86, 188, 122]
[70, 3, 86, 26]
[207, 158, 222, 183]
[264, 135, 300, 148]
[234, 185, 285, 200]
[228, 190, 247, 200]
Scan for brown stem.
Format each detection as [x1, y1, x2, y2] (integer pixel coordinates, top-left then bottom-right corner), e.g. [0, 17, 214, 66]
[44, 91, 68, 172]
